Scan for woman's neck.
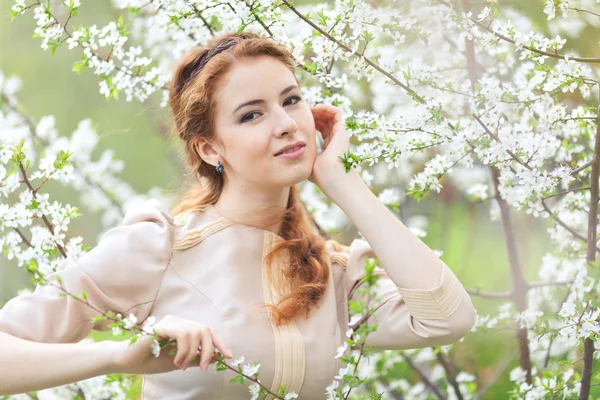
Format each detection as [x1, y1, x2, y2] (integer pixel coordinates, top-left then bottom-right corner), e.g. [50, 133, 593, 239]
[213, 183, 290, 232]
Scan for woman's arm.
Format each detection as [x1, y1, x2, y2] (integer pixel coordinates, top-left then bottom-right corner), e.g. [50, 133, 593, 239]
[0, 331, 117, 396]
[323, 170, 476, 339]
[0, 314, 233, 396]
[323, 168, 449, 289]
[311, 104, 462, 290]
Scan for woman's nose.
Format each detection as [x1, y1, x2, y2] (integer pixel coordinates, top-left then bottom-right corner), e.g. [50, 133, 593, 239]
[273, 108, 298, 137]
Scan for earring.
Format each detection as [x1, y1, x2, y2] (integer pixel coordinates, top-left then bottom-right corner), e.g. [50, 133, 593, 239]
[216, 160, 224, 173]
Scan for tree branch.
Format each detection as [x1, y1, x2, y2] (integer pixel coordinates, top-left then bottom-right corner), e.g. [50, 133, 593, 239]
[435, 349, 464, 400]
[578, 88, 600, 400]
[465, 287, 512, 299]
[436, 0, 600, 64]
[402, 354, 447, 400]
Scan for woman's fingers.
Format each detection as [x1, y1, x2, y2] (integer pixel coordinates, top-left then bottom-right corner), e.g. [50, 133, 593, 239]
[311, 105, 344, 138]
[311, 104, 343, 119]
[199, 330, 215, 371]
[211, 331, 232, 359]
[173, 333, 190, 368]
[149, 316, 231, 372]
[181, 332, 202, 369]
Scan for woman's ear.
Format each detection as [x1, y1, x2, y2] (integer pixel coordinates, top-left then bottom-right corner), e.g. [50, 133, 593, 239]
[194, 137, 221, 167]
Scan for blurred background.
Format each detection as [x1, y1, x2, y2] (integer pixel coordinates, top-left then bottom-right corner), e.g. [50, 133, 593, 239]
[2, 1, 596, 398]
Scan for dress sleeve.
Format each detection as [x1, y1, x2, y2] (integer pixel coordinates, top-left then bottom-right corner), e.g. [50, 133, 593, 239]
[0, 199, 176, 343]
[343, 239, 476, 351]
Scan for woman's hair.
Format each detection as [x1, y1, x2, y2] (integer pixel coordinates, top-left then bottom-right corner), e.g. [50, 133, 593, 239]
[168, 31, 345, 326]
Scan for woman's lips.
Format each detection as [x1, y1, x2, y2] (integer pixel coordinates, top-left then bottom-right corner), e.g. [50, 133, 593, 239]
[275, 144, 306, 159]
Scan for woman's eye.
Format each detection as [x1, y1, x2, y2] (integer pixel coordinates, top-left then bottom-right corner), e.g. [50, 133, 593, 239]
[240, 112, 260, 123]
[285, 95, 302, 106]
[240, 95, 303, 123]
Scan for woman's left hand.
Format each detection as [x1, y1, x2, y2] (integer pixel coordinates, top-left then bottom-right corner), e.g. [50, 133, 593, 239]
[308, 104, 350, 190]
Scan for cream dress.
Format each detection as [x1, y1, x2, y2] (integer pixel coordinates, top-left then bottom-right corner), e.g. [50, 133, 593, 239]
[0, 199, 476, 399]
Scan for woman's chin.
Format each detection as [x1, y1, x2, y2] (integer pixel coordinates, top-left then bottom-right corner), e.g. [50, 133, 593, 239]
[280, 164, 314, 186]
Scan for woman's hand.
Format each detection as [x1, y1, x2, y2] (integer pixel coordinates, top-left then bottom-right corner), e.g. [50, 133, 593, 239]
[309, 104, 350, 190]
[111, 315, 233, 375]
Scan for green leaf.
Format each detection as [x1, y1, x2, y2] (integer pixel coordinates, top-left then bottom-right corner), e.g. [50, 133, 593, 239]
[92, 315, 107, 323]
[72, 60, 86, 73]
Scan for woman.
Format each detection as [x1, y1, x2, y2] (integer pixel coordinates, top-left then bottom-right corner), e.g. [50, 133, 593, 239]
[0, 31, 477, 399]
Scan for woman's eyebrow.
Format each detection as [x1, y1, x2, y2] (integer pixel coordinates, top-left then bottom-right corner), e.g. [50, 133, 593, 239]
[232, 84, 299, 115]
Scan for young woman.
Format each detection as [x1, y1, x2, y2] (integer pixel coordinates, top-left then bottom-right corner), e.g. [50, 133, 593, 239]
[0, 31, 476, 399]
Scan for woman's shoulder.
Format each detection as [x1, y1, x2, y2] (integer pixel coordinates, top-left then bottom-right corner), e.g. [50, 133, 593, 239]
[85, 198, 178, 269]
[121, 198, 216, 238]
[122, 197, 175, 226]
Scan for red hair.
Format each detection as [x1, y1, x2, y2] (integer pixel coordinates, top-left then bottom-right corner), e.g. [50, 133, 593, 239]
[168, 31, 345, 326]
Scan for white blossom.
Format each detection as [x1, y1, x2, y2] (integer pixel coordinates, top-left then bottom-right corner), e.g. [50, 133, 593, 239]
[241, 363, 261, 377]
[248, 383, 260, 400]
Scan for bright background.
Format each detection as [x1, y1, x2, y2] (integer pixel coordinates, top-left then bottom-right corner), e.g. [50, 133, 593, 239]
[1, 1, 592, 398]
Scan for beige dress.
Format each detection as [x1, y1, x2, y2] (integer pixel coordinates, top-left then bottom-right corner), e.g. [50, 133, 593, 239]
[0, 199, 476, 399]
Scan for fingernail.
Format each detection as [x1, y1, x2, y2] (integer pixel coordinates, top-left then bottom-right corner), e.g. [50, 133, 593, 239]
[227, 348, 232, 357]
[201, 362, 207, 371]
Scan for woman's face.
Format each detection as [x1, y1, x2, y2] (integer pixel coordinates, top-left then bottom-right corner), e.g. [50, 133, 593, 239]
[208, 56, 317, 189]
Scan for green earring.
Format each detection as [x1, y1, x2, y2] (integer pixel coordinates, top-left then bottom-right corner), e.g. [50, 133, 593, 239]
[216, 160, 224, 173]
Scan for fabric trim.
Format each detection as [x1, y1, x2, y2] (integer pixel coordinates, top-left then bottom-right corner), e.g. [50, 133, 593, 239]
[328, 252, 349, 267]
[173, 218, 233, 250]
[173, 209, 193, 226]
[261, 231, 306, 399]
[395, 261, 465, 320]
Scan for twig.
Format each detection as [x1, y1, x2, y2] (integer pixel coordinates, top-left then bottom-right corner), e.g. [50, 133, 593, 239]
[568, 7, 600, 18]
[472, 114, 532, 171]
[571, 159, 596, 176]
[13, 227, 33, 248]
[528, 279, 574, 288]
[540, 198, 600, 253]
[435, 349, 464, 400]
[17, 161, 67, 259]
[542, 187, 590, 200]
[402, 354, 447, 400]
[343, 288, 373, 400]
[465, 288, 512, 299]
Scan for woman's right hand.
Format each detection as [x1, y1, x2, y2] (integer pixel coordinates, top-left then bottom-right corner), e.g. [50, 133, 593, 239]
[110, 315, 233, 375]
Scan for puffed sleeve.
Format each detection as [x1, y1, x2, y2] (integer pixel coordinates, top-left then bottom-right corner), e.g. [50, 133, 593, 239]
[343, 239, 476, 351]
[0, 199, 175, 344]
